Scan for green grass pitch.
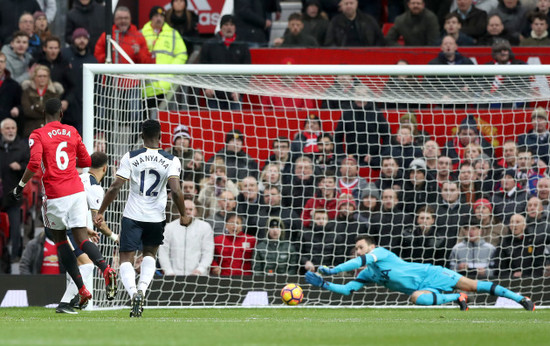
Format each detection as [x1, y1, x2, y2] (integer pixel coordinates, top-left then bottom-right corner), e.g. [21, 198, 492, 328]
[1, 307, 549, 345]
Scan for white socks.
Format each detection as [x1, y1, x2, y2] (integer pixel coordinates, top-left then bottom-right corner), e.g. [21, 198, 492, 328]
[60, 263, 94, 304]
[120, 262, 137, 297]
[137, 256, 156, 295]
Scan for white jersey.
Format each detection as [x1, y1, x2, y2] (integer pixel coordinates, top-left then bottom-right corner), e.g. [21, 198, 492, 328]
[80, 172, 105, 227]
[116, 147, 181, 222]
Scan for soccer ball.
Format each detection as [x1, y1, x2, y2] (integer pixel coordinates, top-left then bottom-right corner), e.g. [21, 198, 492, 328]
[280, 284, 303, 305]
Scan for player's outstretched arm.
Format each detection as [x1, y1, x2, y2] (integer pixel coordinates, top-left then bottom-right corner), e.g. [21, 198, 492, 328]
[319, 255, 369, 275]
[94, 177, 126, 226]
[305, 272, 365, 296]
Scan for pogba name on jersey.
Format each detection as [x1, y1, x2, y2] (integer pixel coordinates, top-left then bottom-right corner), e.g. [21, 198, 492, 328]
[131, 154, 170, 169]
[47, 129, 72, 138]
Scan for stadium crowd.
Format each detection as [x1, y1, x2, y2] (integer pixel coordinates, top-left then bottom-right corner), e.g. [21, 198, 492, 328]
[1, 0, 550, 282]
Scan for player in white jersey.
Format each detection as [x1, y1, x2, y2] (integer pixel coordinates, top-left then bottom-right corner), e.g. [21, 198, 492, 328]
[95, 120, 189, 317]
[56, 152, 120, 314]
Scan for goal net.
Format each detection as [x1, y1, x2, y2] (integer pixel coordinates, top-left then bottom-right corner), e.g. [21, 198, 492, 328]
[84, 64, 550, 308]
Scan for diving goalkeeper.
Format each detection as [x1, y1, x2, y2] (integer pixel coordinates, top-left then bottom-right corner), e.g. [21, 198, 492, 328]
[306, 234, 535, 310]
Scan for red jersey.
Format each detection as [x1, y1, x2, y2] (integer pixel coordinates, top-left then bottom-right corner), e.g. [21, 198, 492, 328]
[212, 233, 256, 276]
[27, 121, 91, 199]
[40, 238, 60, 275]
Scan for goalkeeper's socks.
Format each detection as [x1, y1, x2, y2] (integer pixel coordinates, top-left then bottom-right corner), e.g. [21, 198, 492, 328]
[477, 281, 523, 303]
[80, 240, 108, 272]
[56, 240, 84, 289]
[415, 292, 461, 306]
[60, 263, 94, 303]
[137, 256, 156, 295]
[120, 261, 138, 297]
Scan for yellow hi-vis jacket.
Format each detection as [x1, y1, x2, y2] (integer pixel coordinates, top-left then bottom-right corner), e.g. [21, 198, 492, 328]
[141, 21, 188, 97]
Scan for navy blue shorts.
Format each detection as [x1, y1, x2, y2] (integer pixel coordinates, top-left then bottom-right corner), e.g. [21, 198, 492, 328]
[120, 217, 165, 252]
[45, 228, 84, 257]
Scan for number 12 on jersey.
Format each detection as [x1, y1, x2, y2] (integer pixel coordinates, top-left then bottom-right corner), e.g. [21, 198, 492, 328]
[139, 169, 161, 196]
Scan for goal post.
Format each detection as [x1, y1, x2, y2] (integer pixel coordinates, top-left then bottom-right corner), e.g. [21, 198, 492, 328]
[83, 63, 550, 308]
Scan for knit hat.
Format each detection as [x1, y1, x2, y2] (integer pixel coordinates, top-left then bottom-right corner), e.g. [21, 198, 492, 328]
[220, 14, 235, 26]
[33, 11, 47, 21]
[473, 198, 492, 213]
[531, 107, 548, 120]
[458, 114, 478, 133]
[149, 6, 166, 19]
[225, 129, 244, 144]
[268, 218, 283, 229]
[337, 199, 356, 211]
[361, 187, 380, 200]
[409, 158, 427, 173]
[504, 169, 517, 179]
[72, 28, 90, 41]
[172, 125, 191, 144]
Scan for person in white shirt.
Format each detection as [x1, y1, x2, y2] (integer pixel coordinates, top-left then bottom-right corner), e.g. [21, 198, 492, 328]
[159, 199, 214, 275]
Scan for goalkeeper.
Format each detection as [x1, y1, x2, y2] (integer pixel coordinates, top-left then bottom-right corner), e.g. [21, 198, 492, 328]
[306, 234, 535, 311]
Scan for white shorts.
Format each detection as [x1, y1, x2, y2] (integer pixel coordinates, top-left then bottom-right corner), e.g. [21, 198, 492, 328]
[42, 192, 88, 230]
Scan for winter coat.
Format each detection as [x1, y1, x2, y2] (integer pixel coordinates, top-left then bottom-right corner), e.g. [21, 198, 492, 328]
[205, 148, 259, 182]
[233, 0, 270, 45]
[254, 221, 299, 274]
[303, 14, 329, 46]
[494, 232, 546, 278]
[0, 71, 22, 124]
[19, 232, 65, 275]
[386, 8, 440, 46]
[282, 174, 316, 217]
[281, 31, 318, 47]
[21, 79, 64, 138]
[368, 206, 414, 256]
[434, 199, 472, 257]
[212, 232, 256, 276]
[0, 0, 40, 46]
[257, 205, 302, 241]
[0, 134, 29, 208]
[491, 188, 528, 225]
[325, 10, 385, 47]
[1, 45, 32, 84]
[94, 24, 154, 64]
[490, 1, 527, 37]
[158, 218, 214, 275]
[452, 6, 488, 40]
[401, 178, 439, 214]
[448, 239, 496, 277]
[300, 222, 346, 267]
[165, 8, 199, 56]
[65, 0, 106, 49]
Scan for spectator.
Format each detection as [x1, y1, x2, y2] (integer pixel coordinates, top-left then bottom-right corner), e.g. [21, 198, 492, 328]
[435, 180, 472, 260]
[302, 174, 339, 228]
[0, 0, 40, 46]
[95, 6, 154, 64]
[451, 0, 499, 13]
[490, 0, 527, 39]
[458, 162, 484, 206]
[521, 12, 550, 45]
[281, 155, 317, 217]
[0, 52, 23, 132]
[141, 6, 188, 112]
[516, 148, 544, 195]
[300, 209, 345, 272]
[517, 107, 550, 165]
[211, 213, 256, 276]
[477, 14, 519, 45]
[158, 199, 214, 275]
[429, 35, 474, 64]
[65, 0, 106, 49]
[236, 176, 262, 236]
[425, 0, 453, 26]
[399, 112, 432, 147]
[301, 0, 330, 47]
[435, 155, 454, 187]
[253, 217, 299, 275]
[535, 176, 550, 212]
[498, 139, 518, 169]
[204, 189, 238, 235]
[334, 198, 366, 255]
[473, 154, 498, 194]
[334, 86, 391, 167]
[233, 0, 273, 47]
[375, 125, 423, 170]
[21, 65, 63, 137]
[521, 0, 550, 37]
[402, 159, 439, 214]
[0, 118, 29, 263]
[1, 31, 32, 84]
[199, 15, 250, 110]
[492, 169, 529, 224]
[324, 0, 384, 47]
[19, 230, 63, 274]
[375, 156, 404, 192]
[35, 0, 56, 24]
[263, 136, 294, 186]
[198, 159, 239, 218]
[33, 11, 51, 47]
[443, 115, 494, 167]
[368, 188, 414, 255]
[205, 129, 259, 182]
[401, 206, 446, 265]
[257, 184, 302, 241]
[321, 75, 356, 110]
[165, 0, 199, 58]
[314, 133, 337, 174]
[525, 196, 550, 235]
[495, 213, 546, 278]
[473, 198, 509, 246]
[273, 12, 318, 47]
[449, 218, 496, 279]
[291, 114, 322, 156]
[439, 13, 476, 46]
[258, 163, 282, 193]
[422, 140, 441, 178]
[452, 0, 489, 41]
[357, 187, 380, 225]
[170, 125, 205, 184]
[386, 0, 440, 46]
[337, 156, 371, 203]
[61, 28, 97, 135]
[17, 13, 40, 56]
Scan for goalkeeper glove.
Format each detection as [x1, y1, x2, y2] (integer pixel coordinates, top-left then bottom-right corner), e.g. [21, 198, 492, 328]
[318, 265, 334, 275]
[305, 271, 327, 288]
[9, 185, 24, 202]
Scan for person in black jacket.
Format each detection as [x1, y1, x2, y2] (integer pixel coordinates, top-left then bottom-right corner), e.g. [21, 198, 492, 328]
[199, 15, 251, 110]
[517, 107, 550, 165]
[65, 0, 106, 50]
[324, 0, 385, 46]
[0, 0, 40, 46]
[452, 0, 488, 41]
[233, 0, 272, 47]
[402, 159, 439, 214]
[0, 54, 23, 136]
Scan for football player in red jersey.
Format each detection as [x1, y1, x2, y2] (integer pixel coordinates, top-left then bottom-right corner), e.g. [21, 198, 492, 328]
[9, 98, 117, 308]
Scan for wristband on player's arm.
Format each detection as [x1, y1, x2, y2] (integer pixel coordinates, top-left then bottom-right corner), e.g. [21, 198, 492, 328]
[109, 233, 119, 242]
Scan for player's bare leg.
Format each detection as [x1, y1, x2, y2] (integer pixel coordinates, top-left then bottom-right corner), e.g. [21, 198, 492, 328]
[454, 277, 534, 311]
[72, 227, 117, 300]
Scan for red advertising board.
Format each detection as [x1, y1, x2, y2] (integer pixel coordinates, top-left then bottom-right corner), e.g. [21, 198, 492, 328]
[138, 0, 225, 34]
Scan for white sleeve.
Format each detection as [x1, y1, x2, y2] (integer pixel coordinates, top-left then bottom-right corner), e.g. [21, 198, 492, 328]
[196, 222, 215, 275]
[168, 156, 181, 179]
[86, 185, 105, 211]
[116, 153, 131, 180]
[158, 225, 174, 274]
